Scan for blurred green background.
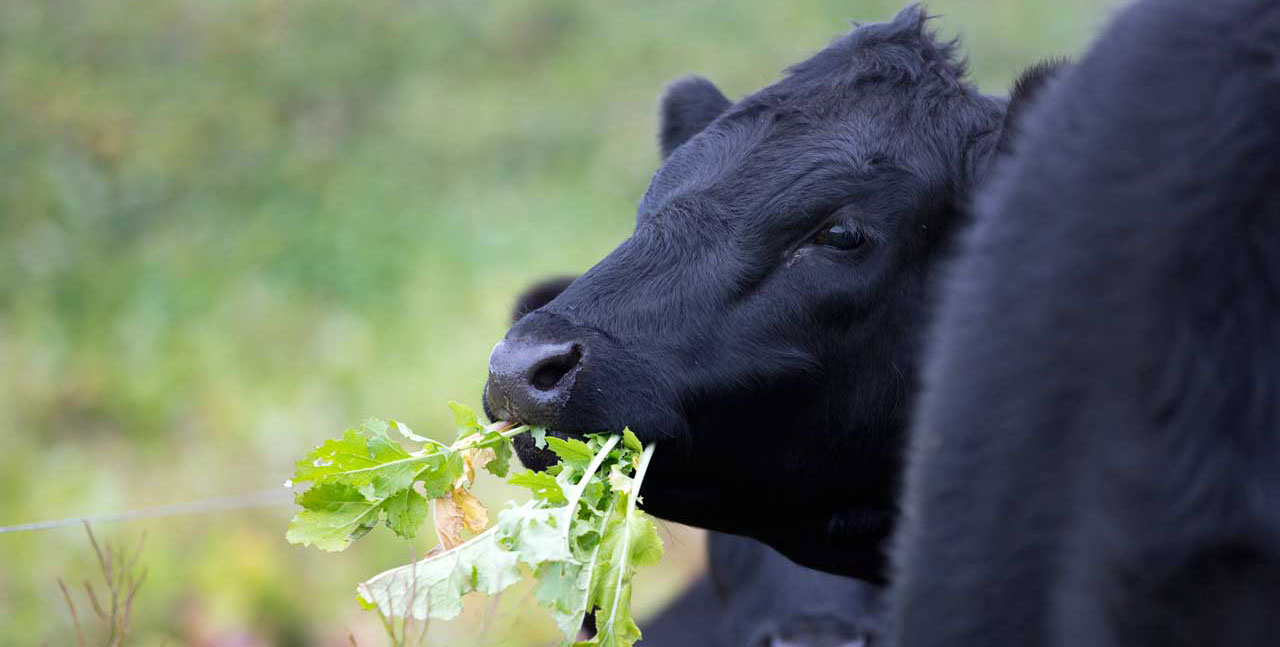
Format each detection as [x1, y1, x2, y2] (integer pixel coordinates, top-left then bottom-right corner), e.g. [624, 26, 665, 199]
[1, 1, 1114, 644]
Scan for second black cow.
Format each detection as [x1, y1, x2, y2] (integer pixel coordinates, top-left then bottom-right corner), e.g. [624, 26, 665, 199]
[641, 533, 882, 647]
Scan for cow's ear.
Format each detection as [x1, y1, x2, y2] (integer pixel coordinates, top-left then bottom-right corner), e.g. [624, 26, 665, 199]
[997, 59, 1070, 155]
[511, 276, 575, 324]
[659, 76, 731, 159]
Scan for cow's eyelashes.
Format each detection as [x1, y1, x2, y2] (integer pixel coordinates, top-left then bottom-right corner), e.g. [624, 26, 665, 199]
[813, 222, 868, 251]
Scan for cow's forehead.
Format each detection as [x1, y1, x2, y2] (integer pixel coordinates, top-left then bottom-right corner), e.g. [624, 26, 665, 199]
[640, 94, 906, 226]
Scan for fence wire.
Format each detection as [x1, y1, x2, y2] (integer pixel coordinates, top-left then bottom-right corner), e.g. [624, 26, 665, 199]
[0, 488, 295, 535]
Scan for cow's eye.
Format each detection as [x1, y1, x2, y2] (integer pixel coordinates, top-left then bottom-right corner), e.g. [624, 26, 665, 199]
[814, 223, 866, 251]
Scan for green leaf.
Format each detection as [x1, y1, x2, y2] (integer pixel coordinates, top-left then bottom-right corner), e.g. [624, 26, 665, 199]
[484, 435, 513, 478]
[578, 511, 662, 646]
[292, 425, 401, 483]
[578, 444, 660, 647]
[508, 469, 567, 504]
[534, 559, 590, 636]
[544, 490, 622, 640]
[495, 500, 575, 566]
[531, 426, 548, 449]
[287, 419, 464, 549]
[382, 487, 432, 539]
[417, 451, 465, 499]
[447, 401, 484, 441]
[389, 419, 430, 444]
[621, 428, 642, 453]
[546, 436, 596, 465]
[286, 483, 379, 551]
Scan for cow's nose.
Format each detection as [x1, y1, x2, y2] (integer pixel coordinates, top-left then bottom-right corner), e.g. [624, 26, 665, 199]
[485, 340, 583, 425]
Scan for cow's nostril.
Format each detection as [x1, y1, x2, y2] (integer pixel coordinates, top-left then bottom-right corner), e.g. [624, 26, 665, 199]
[531, 345, 582, 391]
[485, 339, 585, 426]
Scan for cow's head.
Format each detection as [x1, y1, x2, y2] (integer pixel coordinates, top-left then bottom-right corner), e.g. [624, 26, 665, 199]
[485, 6, 1052, 579]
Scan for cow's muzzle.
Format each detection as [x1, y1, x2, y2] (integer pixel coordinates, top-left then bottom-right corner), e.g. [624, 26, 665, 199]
[484, 339, 583, 427]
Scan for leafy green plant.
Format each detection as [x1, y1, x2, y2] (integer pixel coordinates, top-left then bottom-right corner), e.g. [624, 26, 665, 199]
[288, 403, 662, 647]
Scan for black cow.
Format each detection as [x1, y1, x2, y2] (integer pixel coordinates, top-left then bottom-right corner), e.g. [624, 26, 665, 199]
[642, 532, 881, 647]
[891, 0, 1280, 644]
[511, 281, 884, 647]
[483, 5, 1025, 581]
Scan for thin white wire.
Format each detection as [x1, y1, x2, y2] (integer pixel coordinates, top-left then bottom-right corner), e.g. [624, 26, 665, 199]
[0, 488, 295, 535]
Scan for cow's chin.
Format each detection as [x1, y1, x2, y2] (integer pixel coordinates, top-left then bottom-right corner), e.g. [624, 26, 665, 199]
[509, 427, 733, 523]
[510, 431, 561, 471]
[508, 421, 680, 473]
[496, 389, 691, 475]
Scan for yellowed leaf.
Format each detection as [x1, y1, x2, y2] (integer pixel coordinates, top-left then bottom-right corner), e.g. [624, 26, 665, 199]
[432, 487, 490, 550]
[454, 432, 498, 488]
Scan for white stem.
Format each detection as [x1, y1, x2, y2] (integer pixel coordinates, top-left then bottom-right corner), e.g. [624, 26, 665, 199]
[630, 444, 657, 502]
[335, 454, 435, 475]
[499, 424, 530, 439]
[566, 435, 621, 512]
[601, 443, 656, 637]
[444, 424, 530, 453]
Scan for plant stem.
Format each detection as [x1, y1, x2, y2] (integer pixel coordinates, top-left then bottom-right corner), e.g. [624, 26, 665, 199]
[56, 578, 85, 647]
[600, 443, 656, 638]
[498, 424, 530, 439]
[445, 424, 530, 453]
[336, 454, 436, 476]
[630, 444, 656, 505]
[566, 435, 621, 512]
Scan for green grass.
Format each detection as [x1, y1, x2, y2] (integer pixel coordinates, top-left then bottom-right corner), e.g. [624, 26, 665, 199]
[0, 1, 1114, 644]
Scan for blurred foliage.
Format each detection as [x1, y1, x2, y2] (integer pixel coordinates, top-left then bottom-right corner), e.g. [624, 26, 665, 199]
[0, 0, 1112, 644]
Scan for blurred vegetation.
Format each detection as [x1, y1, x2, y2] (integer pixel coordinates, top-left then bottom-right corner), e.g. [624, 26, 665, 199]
[0, 1, 1113, 644]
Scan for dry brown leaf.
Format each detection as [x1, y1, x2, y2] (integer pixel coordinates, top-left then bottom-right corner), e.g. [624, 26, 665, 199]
[454, 433, 498, 488]
[432, 487, 490, 550]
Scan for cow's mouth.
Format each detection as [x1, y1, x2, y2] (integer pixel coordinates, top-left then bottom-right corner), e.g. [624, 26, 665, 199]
[509, 426, 580, 471]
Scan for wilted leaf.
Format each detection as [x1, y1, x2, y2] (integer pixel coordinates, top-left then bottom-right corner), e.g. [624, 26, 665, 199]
[358, 526, 521, 621]
[432, 487, 490, 550]
[606, 464, 633, 495]
[456, 432, 497, 487]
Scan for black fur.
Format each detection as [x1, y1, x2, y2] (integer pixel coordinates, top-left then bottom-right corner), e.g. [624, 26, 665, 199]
[891, 0, 1280, 644]
[642, 533, 882, 647]
[512, 276, 576, 322]
[995, 58, 1069, 155]
[486, 5, 1015, 580]
[659, 76, 732, 159]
